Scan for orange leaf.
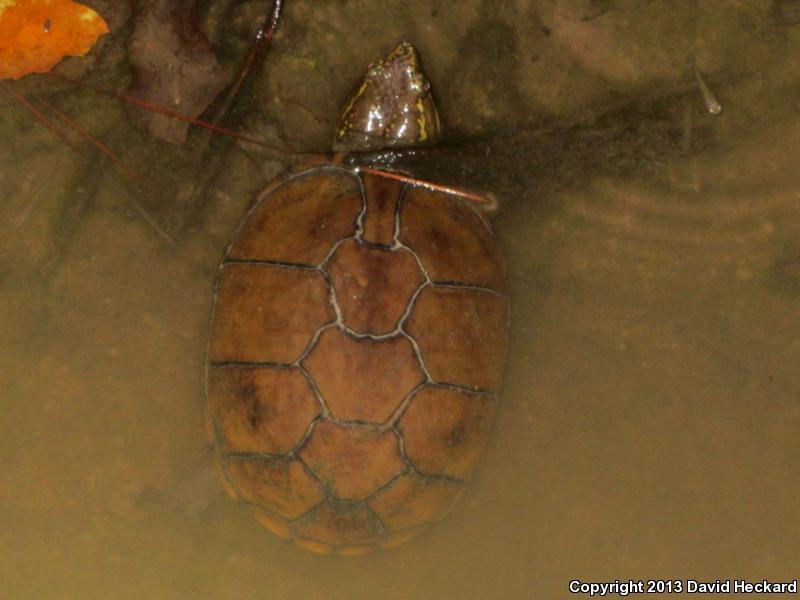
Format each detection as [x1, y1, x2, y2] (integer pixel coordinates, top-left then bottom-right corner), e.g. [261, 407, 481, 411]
[0, 0, 109, 80]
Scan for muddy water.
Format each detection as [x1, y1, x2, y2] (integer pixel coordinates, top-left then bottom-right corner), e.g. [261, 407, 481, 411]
[2, 1, 800, 599]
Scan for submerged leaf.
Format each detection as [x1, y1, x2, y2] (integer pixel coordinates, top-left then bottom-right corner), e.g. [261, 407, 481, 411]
[0, 0, 109, 80]
[128, 0, 227, 144]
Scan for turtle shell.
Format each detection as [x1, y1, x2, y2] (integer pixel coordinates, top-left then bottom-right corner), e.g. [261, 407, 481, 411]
[206, 166, 508, 555]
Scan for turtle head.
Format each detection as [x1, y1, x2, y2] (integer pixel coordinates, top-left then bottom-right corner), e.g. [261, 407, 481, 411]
[333, 41, 441, 153]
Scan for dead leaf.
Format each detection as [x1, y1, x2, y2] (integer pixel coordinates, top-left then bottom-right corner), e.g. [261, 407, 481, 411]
[128, 0, 228, 144]
[0, 0, 109, 80]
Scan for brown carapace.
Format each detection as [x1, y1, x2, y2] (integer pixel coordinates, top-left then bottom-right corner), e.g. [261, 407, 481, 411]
[206, 167, 508, 555]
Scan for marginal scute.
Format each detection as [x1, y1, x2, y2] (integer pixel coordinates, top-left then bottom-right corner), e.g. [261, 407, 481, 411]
[228, 169, 362, 265]
[360, 171, 404, 245]
[298, 421, 406, 501]
[214, 458, 238, 501]
[337, 545, 375, 557]
[302, 328, 425, 423]
[293, 500, 385, 547]
[326, 240, 425, 335]
[367, 472, 463, 532]
[251, 510, 292, 540]
[208, 264, 334, 364]
[294, 537, 333, 555]
[399, 186, 506, 292]
[406, 286, 508, 392]
[224, 457, 326, 520]
[398, 385, 498, 480]
[381, 527, 424, 549]
[207, 366, 321, 455]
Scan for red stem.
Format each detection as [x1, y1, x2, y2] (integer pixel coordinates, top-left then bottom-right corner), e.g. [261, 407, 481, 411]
[1, 80, 81, 152]
[357, 167, 492, 205]
[47, 72, 293, 154]
[36, 96, 179, 246]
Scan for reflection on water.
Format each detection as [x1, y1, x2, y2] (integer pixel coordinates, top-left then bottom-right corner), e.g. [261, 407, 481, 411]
[2, 1, 800, 598]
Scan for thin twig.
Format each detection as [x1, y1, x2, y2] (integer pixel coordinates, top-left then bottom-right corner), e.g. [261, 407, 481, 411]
[204, 0, 284, 132]
[38, 97, 180, 246]
[357, 167, 492, 205]
[1, 80, 81, 152]
[2, 80, 180, 246]
[47, 72, 292, 155]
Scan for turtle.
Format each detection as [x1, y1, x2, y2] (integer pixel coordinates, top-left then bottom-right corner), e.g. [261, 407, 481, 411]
[205, 41, 509, 555]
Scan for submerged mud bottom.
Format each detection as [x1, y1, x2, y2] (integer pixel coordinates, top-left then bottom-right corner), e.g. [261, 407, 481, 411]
[2, 2, 800, 597]
[3, 110, 799, 595]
